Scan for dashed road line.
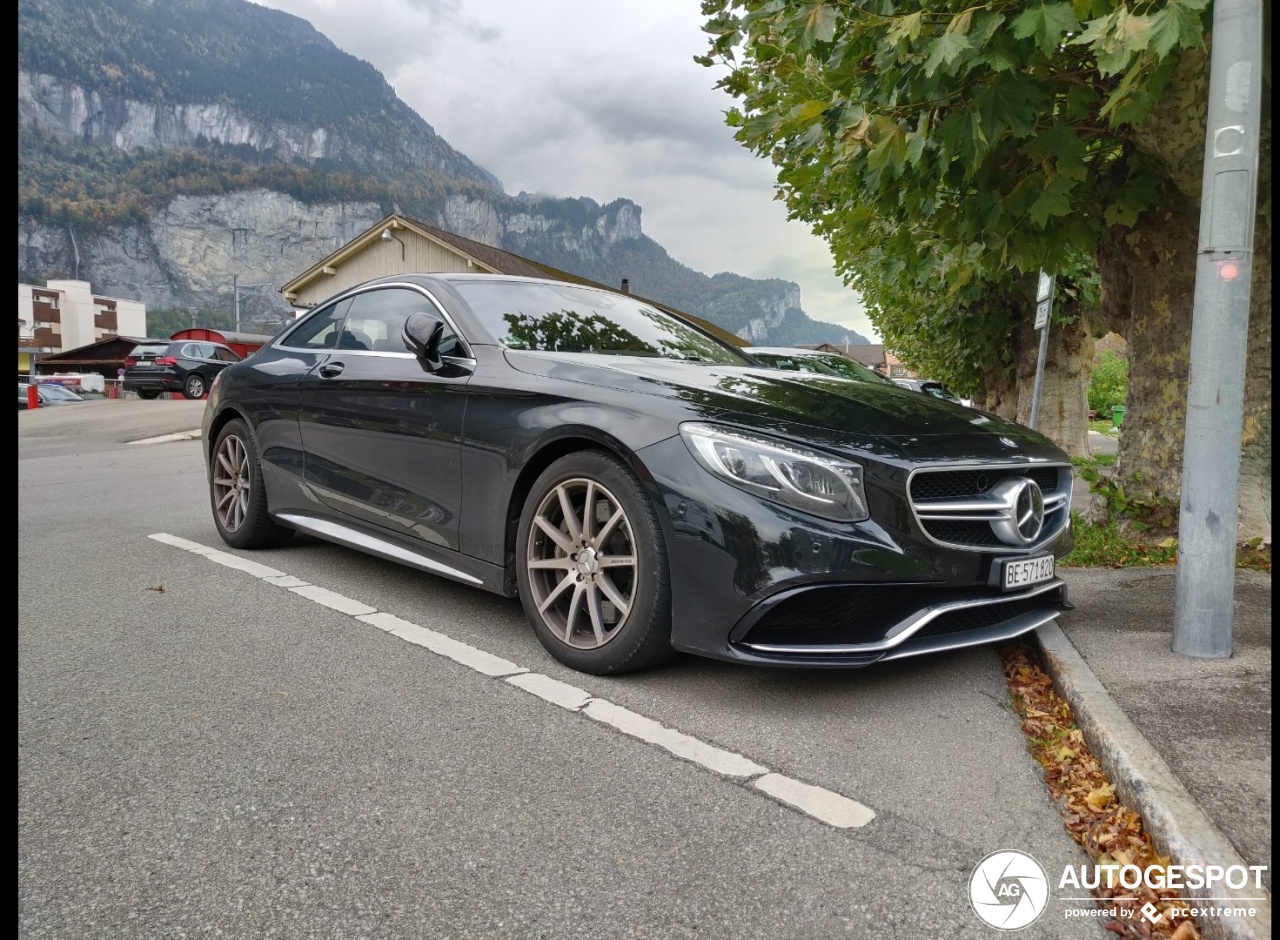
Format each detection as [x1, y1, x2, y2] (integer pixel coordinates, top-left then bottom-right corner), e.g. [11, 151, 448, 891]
[126, 429, 203, 445]
[148, 532, 877, 830]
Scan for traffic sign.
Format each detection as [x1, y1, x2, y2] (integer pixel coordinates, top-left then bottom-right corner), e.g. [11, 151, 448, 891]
[1034, 299, 1051, 329]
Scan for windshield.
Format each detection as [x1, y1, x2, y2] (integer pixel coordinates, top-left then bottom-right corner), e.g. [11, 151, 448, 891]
[806, 353, 895, 384]
[750, 352, 832, 374]
[453, 281, 751, 365]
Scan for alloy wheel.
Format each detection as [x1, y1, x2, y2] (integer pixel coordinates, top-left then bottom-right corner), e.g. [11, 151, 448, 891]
[526, 477, 637, 650]
[213, 433, 251, 533]
[186, 375, 205, 398]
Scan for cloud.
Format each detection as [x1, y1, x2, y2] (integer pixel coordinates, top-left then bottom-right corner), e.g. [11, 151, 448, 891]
[252, 0, 877, 340]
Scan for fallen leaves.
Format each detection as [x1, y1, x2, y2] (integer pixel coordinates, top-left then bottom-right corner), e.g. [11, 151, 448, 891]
[147, 585, 165, 593]
[1001, 645, 1203, 940]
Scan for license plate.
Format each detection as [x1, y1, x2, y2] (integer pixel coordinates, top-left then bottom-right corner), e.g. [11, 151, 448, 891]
[136, 361, 154, 368]
[1002, 555, 1055, 591]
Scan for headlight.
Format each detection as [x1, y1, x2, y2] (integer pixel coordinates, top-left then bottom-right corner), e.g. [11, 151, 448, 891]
[679, 423, 869, 523]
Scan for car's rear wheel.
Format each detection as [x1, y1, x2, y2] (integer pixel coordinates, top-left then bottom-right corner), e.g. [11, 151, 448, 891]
[516, 451, 672, 674]
[210, 418, 293, 549]
[136, 389, 161, 400]
[183, 374, 207, 399]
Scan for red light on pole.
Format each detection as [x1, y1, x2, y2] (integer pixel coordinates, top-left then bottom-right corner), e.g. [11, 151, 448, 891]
[1217, 260, 1240, 281]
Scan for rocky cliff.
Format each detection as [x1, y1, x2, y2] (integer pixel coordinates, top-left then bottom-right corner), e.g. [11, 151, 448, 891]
[17, 0, 866, 344]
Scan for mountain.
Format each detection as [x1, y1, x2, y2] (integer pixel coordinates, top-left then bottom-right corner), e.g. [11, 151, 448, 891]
[16, 0, 868, 345]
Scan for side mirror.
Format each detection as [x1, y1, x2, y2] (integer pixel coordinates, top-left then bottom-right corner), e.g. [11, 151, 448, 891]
[403, 312, 446, 371]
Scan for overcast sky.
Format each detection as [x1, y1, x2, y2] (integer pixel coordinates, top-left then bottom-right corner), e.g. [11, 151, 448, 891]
[253, 0, 875, 340]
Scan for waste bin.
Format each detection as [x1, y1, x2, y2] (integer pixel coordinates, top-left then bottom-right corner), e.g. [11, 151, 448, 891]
[1112, 405, 1125, 427]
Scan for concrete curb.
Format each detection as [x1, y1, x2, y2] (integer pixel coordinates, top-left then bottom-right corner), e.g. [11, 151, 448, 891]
[1034, 622, 1271, 940]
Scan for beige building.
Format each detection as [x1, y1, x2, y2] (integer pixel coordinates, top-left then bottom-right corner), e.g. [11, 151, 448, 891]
[18, 280, 147, 373]
[280, 214, 743, 346]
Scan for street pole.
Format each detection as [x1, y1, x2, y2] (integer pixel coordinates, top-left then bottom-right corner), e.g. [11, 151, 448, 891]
[234, 274, 240, 333]
[1172, 0, 1263, 658]
[1027, 270, 1055, 431]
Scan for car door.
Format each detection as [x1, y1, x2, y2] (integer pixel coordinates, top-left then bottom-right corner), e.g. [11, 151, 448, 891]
[297, 285, 472, 551]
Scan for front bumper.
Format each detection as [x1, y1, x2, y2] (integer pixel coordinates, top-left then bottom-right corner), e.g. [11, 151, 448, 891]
[636, 434, 1073, 668]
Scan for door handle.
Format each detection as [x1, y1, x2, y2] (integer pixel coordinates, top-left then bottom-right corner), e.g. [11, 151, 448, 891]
[318, 362, 345, 378]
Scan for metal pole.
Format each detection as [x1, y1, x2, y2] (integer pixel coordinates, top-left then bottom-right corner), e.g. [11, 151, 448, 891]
[1027, 271, 1055, 431]
[1172, 0, 1263, 658]
[234, 274, 240, 333]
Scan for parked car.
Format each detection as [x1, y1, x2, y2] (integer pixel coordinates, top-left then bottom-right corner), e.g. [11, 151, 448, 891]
[745, 347, 898, 385]
[892, 377, 967, 405]
[18, 382, 85, 410]
[203, 274, 1073, 675]
[123, 340, 242, 400]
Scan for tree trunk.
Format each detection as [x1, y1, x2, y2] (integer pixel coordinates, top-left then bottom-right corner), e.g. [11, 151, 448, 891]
[1239, 222, 1272, 542]
[1099, 188, 1200, 504]
[1013, 313, 1094, 459]
[1095, 46, 1272, 542]
[977, 304, 1094, 459]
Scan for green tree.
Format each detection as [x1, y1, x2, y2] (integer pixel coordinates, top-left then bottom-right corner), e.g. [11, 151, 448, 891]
[1089, 349, 1129, 416]
[702, 0, 1271, 537]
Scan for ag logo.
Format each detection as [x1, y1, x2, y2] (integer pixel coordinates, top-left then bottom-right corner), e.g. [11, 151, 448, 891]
[969, 850, 1049, 930]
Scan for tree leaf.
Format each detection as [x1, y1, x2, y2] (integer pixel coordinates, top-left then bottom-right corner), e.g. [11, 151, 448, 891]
[786, 99, 829, 128]
[1141, 1, 1209, 59]
[924, 31, 972, 77]
[1010, 2, 1081, 57]
[1029, 176, 1077, 226]
[885, 10, 923, 45]
[804, 3, 837, 45]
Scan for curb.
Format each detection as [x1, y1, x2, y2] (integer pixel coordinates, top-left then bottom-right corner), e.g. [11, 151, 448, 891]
[1033, 622, 1271, 940]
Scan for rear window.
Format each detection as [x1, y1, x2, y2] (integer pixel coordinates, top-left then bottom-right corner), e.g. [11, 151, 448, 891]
[129, 344, 171, 358]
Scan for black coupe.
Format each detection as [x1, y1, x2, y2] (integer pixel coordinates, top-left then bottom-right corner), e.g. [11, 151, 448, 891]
[203, 274, 1072, 674]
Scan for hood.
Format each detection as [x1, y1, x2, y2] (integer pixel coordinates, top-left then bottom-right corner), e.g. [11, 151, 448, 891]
[504, 351, 1067, 463]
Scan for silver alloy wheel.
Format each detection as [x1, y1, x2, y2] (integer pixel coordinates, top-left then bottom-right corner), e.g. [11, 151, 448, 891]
[213, 433, 251, 533]
[526, 477, 637, 650]
[186, 375, 205, 397]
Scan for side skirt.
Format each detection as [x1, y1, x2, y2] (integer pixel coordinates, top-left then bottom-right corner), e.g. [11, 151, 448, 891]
[276, 512, 508, 595]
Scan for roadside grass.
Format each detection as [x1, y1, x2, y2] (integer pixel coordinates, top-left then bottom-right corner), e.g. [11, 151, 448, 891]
[1062, 512, 1177, 568]
[1089, 419, 1117, 435]
[999, 644, 1204, 939]
[1063, 512, 1272, 571]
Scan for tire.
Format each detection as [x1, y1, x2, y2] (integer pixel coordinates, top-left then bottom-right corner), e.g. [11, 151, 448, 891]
[209, 418, 294, 549]
[515, 450, 672, 674]
[183, 373, 207, 399]
[137, 389, 161, 400]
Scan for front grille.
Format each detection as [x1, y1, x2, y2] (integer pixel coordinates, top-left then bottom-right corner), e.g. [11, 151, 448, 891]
[741, 586, 910, 646]
[918, 520, 1005, 547]
[910, 466, 1062, 502]
[909, 464, 1071, 551]
[913, 593, 1053, 640]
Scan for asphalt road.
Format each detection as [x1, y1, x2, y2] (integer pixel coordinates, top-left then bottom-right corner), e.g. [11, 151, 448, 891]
[19, 402, 1104, 939]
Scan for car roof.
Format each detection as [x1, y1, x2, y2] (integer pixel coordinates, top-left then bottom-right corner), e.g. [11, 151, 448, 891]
[744, 347, 827, 355]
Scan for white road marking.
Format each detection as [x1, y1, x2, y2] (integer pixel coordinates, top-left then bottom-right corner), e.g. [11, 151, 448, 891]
[288, 584, 377, 616]
[205, 551, 286, 580]
[127, 429, 202, 445]
[149, 532, 877, 830]
[263, 574, 310, 588]
[505, 672, 592, 711]
[752, 774, 876, 829]
[582, 698, 769, 779]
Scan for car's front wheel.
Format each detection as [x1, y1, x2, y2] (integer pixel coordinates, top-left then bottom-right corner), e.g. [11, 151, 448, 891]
[183, 374, 207, 399]
[515, 450, 672, 674]
[209, 418, 293, 549]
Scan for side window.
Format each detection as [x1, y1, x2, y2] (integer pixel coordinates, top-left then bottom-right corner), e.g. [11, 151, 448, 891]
[180, 344, 202, 359]
[341, 287, 463, 355]
[197, 344, 219, 359]
[284, 298, 353, 350]
[214, 346, 240, 362]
